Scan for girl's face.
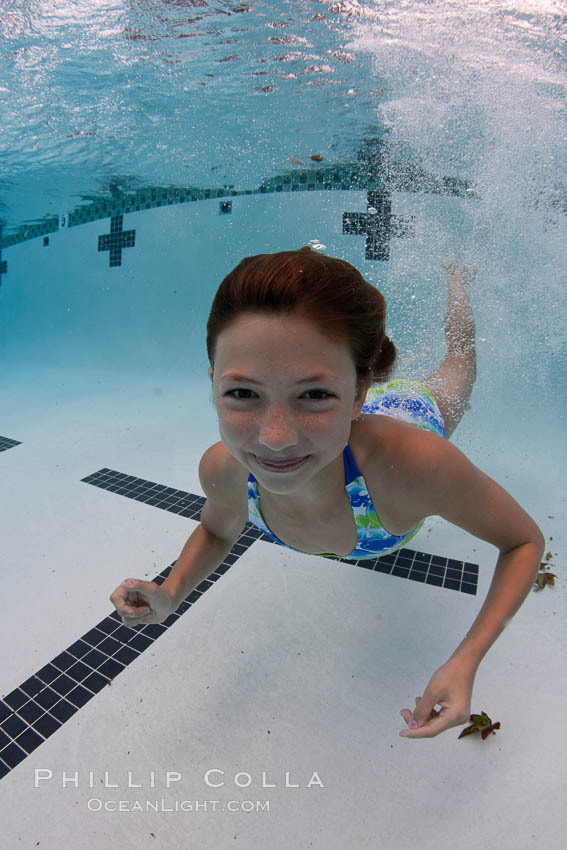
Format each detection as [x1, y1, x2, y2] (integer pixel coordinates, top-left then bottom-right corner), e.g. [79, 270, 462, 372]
[210, 312, 370, 494]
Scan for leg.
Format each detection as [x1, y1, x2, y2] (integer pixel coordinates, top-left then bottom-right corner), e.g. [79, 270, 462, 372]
[425, 259, 477, 440]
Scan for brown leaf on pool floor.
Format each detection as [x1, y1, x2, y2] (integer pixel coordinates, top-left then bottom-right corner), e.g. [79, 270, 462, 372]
[534, 553, 558, 590]
[310, 154, 323, 161]
[534, 570, 557, 590]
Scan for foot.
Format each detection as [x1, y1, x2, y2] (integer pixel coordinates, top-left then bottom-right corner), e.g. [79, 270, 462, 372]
[442, 258, 478, 285]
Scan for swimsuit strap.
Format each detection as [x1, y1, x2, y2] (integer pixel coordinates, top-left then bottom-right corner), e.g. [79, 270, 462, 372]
[342, 443, 361, 486]
[247, 444, 422, 559]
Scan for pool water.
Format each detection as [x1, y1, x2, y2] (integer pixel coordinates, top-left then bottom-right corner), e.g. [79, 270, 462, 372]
[1, 2, 566, 848]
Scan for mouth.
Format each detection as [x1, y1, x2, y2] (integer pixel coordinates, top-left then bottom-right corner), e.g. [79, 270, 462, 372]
[254, 455, 310, 472]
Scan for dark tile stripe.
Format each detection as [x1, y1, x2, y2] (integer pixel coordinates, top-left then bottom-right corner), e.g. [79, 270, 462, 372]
[0, 436, 22, 452]
[81, 467, 206, 519]
[0, 161, 476, 250]
[0, 467, 478, 780]
[81, 468, 478, 596]
[0, 547, 246, 780]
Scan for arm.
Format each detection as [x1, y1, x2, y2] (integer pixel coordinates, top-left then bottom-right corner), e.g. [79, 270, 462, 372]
[161, 523, 240, 610]
[398, 433, 545, 738]
[110, 443, 247, 625]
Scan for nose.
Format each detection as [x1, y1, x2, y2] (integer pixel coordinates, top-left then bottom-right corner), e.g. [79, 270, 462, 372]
[257, 404, 299, 451]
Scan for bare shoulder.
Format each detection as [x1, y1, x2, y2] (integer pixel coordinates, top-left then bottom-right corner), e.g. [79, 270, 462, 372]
[354, 414, 452, 516]
[358, 415, 544, 551]
[355, 413, 446, 475]
[199, 441, 249, 515]
[198, 442, 249, 542]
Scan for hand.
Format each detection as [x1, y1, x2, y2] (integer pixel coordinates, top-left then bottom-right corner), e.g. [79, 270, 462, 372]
[442, 257, 478, 284]
[109, 578, 177, 628]
[399, 659, 476, 738]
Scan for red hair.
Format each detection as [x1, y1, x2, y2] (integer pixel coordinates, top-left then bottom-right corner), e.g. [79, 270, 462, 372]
[206, 247, 397, 386]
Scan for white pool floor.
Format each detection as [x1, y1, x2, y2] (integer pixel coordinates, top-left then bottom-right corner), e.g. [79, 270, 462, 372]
[1, 365, 566, 849]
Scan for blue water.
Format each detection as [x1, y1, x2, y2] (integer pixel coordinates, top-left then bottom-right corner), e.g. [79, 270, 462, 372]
[2, 1, 565, 227]
[1, 8, 567, 835]
[1, 0, 566, 494]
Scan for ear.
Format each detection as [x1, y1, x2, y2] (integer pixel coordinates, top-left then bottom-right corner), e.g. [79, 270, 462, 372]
[352, 375, 372, 419]
[208, 366, 214, 382]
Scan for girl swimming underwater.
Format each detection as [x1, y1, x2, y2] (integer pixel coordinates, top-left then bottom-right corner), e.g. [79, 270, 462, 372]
[110, 248, 544, 739]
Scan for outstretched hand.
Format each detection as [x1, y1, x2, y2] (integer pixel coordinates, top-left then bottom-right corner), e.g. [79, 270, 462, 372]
[442, 258, 478, 284]
[399, 659, 477, 739]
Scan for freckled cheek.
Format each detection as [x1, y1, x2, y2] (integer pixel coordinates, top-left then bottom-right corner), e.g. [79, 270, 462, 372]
[217, 411, 255, 444]
[218, 410, 336, 445]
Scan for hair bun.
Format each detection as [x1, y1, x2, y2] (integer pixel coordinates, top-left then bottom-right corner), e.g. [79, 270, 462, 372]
[372, 334, 397, 382]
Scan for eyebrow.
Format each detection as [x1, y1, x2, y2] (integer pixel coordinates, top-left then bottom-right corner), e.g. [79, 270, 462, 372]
[219, 372, 340, 385]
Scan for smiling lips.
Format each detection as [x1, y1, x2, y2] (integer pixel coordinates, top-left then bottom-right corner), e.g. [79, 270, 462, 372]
[254, 455, 309, 472]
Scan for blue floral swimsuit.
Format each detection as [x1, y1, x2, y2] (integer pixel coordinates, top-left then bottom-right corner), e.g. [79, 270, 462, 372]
[247, 380, 446, 560]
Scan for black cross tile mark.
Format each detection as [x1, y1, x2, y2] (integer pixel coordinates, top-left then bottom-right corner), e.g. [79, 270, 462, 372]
[343, 190, 415, 261]
[97, 215, 136, 267]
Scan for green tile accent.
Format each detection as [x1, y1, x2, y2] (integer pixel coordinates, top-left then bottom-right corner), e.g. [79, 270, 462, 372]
[0, 163, 476, 250]
[0, 217, 59, 248]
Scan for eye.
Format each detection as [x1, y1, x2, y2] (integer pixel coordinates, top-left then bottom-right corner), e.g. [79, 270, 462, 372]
[303, 390, 333, 400]
[224, 388, 334, 401]
[225, 388, 257, 400]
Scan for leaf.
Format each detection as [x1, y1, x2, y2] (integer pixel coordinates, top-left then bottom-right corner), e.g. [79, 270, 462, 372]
[534, 571, 556, 591]
[310, 154, 324, 161]
[457, 724, 477, 739]
[481, 722, 501, 739]
[458, 711, 500, 739]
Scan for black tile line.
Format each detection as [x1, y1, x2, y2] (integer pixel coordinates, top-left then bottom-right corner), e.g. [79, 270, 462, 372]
[80, 468, 478, 595]
[0, 248, 6, 288]
[0, 224, 5, 285]
[0, 467, 478, 780]
[0, 160, 476, 250]
[0, 543, 249, 781]
[0, 216, 59, 250]
[0, 436, 22, 452]
[0, 467, 262, 780]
